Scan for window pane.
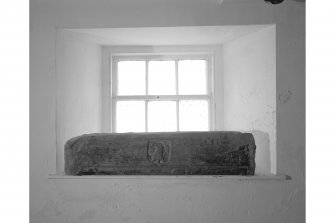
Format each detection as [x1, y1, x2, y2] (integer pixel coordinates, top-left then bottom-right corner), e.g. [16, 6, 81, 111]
[117, 61, 145, 95]
[178, 60, 207, 95]
[148, 101, 177, 132]
[116, 101, 145, 133]
[179, 100, 208, 131]
[148, 61, 176, 95]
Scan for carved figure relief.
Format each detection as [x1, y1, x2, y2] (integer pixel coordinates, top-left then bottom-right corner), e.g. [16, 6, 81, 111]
[147, 140, 171, 166]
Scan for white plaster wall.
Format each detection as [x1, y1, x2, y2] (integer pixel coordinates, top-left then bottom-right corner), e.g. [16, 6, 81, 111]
[56, 30, 102, 173]
[222, 26, 276, 174]
[30, 0, 305, 223]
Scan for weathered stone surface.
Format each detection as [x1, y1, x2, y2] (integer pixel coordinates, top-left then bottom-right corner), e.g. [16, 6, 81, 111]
[65, 131, 256, 175]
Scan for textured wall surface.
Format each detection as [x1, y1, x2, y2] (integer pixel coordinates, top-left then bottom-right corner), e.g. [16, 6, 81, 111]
[30, 0, 305, 223]
[223, 26, 276, 174]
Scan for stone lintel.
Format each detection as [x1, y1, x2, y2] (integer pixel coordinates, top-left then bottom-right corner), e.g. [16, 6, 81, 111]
[65, 131, 256, 176]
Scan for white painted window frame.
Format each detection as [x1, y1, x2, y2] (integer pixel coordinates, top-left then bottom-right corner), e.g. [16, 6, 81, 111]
[102, 45, 221, 133]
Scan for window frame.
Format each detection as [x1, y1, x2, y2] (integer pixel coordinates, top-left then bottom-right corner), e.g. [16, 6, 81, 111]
[102, 46, 218, 133]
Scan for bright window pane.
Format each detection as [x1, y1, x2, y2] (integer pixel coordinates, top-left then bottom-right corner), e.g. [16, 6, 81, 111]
[148, 61, 176, 95]
[179, 100, 208, 131]
[148, 101, 177, 132]
[117, 61, 145, 95]
[178, 60, 207, 95]
[116, 101, 145, 133]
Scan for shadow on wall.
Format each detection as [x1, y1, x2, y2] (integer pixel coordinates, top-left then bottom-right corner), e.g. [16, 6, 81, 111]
[248, 130, 271, 175]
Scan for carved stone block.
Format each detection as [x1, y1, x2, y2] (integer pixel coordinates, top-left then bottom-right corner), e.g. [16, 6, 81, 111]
[64, 131, 256, 175]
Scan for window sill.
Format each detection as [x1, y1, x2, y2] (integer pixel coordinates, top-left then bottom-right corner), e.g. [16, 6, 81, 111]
[48, 174, 290, 181]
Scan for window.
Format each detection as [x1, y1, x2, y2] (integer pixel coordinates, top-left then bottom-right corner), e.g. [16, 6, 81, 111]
[111, 54, 214, 133]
